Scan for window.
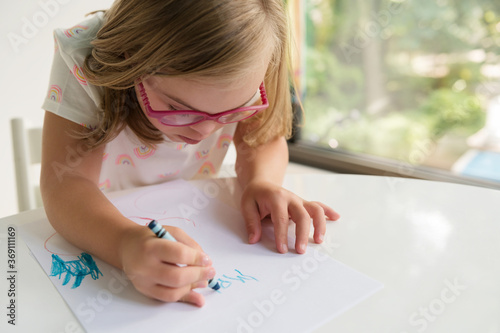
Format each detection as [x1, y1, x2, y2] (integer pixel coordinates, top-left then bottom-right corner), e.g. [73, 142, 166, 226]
[289, 0, 500, 189]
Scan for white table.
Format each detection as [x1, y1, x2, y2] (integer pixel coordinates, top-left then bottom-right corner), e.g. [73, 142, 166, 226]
[1, 174, 499, 332]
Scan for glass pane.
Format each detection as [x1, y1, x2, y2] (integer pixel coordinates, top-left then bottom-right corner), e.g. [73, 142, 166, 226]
[299, 0, 500, 184]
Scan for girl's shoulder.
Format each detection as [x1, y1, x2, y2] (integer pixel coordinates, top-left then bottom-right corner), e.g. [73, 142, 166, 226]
[53, 12, 105, 56]
[43, 12, 106, 130]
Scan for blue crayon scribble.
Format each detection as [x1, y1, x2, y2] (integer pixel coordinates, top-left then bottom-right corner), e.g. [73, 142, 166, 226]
[50, 252, 103, 289]
[223, 269, 259, 283]
[216, 269, 259, 293]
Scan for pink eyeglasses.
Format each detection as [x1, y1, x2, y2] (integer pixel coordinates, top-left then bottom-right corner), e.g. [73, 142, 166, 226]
[138, 81, 269, 127]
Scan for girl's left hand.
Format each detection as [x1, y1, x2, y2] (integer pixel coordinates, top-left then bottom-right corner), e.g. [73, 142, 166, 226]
[240, 180, 340, 254]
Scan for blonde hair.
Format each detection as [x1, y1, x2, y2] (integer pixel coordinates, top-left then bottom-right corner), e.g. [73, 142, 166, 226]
[82, 0, 293, 148]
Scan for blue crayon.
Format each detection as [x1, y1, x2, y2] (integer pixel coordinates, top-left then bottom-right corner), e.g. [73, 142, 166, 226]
[147, 220, 220, 291]
[148, 219, 177, 242]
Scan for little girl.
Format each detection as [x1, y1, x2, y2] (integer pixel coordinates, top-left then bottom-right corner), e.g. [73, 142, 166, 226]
[41, 0, 339, 307]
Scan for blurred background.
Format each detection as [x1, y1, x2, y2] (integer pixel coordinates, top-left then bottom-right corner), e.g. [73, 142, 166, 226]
[288, 0, 500, 186]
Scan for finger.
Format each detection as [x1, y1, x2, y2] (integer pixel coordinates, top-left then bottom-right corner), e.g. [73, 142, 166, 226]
[146, 283, 189, 303]
[270, 204, 290, 253]
[192, 279, 208, 289]
[179, 290, 205, 307]
[167, 226, 203, 251]
[289, 203, 311, 254]
[154, 265, 216, 288]
[314, 202, 340, 221]
[304, 202, 327, 244]
[152, 240, 212, 267]
[148, 283, 205, 307]
[241, 198, 262, 244]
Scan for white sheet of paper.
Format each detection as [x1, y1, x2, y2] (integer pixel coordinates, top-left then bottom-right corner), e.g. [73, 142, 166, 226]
[20, 180, 382, 333]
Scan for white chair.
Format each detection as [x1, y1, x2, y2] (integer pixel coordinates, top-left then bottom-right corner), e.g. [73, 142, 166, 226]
[10, 118, 43, 212]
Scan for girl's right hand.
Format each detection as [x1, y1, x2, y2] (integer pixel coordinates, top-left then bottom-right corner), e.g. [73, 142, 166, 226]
[119, 225, 215, 307]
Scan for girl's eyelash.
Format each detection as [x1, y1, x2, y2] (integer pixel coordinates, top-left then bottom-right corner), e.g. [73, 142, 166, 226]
[168, 104, 179, 111]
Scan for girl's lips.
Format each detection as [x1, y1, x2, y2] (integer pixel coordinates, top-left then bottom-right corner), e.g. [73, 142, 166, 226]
[178, 135, 201, 145]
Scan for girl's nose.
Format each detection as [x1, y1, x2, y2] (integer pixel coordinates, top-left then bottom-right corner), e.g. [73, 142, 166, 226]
[189, 120, 220, 138]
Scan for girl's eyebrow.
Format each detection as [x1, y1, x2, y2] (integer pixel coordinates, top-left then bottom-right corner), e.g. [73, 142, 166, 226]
[162, 89, 260, 111]
[161, 93, 197, 110]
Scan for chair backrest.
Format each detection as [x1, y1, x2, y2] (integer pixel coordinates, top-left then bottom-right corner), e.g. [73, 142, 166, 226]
[10, 118, 43, 212]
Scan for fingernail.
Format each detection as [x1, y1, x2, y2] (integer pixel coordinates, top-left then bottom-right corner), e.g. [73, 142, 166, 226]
[201, 254, 212, 266]
[206, 267, 216, 280]
[298, 243, 306, 253]
[248, 233, 255, 243]
[281, 243, 288, 253]
[318, 233, 325, 243]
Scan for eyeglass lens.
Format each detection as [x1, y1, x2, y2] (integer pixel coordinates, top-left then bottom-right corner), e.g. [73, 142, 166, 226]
[160, 109, 258, 126]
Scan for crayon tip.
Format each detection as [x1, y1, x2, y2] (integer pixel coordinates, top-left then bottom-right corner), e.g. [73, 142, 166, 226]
[208, 278, 220, 291]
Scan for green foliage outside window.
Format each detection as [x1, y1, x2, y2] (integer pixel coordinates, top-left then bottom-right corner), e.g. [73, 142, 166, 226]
[301, 0, 500, 169]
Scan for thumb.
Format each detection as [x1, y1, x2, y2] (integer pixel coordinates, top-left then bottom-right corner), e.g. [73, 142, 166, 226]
[179, 290, 205, 307]
[240, 199, 262, 244]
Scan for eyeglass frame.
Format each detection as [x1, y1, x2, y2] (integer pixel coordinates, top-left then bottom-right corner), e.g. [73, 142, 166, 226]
[137, 81, 269, 127]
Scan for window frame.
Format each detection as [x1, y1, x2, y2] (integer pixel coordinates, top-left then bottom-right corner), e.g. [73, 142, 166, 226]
[286, 0, 500, 190]
[288, 141, 500, 190]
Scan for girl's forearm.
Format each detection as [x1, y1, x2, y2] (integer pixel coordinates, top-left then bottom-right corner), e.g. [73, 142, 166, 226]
[41, 174, 142, 269]
[40, 112, 142, 269]
[234, 136, 289, 189]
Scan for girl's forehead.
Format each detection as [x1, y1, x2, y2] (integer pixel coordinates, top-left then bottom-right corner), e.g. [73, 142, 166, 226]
[146, 75, 250, 91]
[143, 72, 264, 113]
[146, 47, 274, 90]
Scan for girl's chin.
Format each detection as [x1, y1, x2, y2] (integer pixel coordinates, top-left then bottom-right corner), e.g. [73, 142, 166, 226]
[160, 133, 181, 143]
[177, 135, 201, 145]
[162, 133, 200, 145]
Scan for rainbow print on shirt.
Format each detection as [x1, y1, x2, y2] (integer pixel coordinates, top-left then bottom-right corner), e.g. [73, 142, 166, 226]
[197, 161, 216, 176]
[195, 149, 210, 160]
[72, 65, 87, 85]
[115, 154, 135, 167]
[176, 143, 188, 150]
[217, 134, 233, 149]
[158, 170, 180, 179]
[134, 145, 155, 159]
[64, 25, 89, 38]
[80, 123, 96, 130]
[53, 33, 59, 53]
[47, 85, 62, 103]
[99, 179, 110, 191]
